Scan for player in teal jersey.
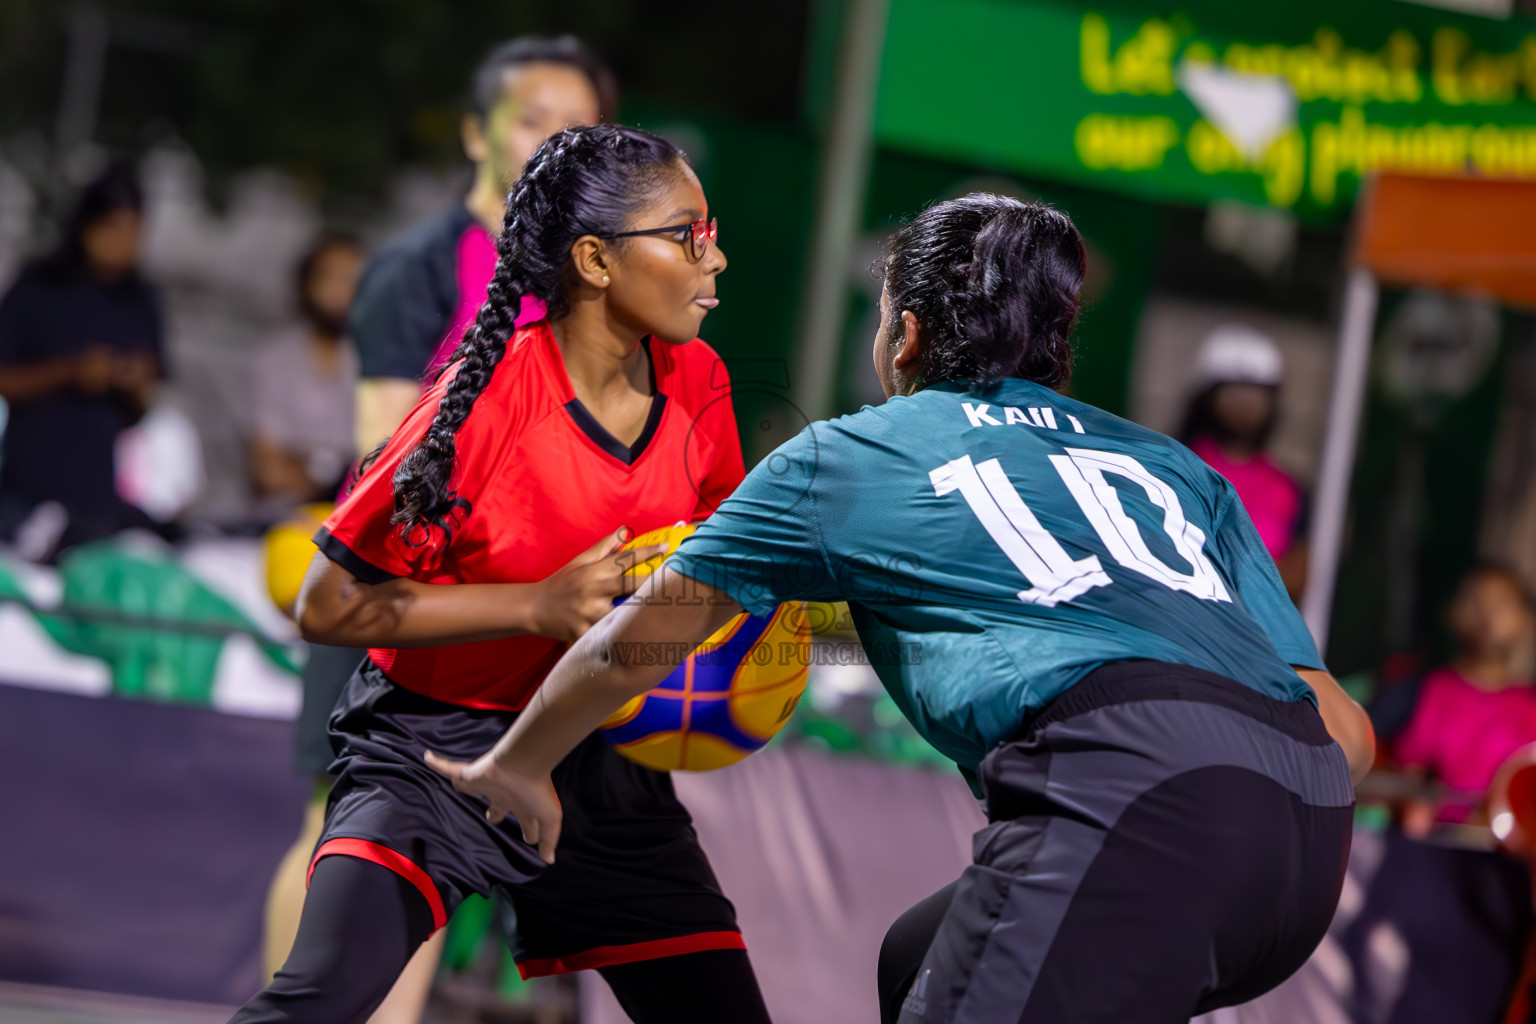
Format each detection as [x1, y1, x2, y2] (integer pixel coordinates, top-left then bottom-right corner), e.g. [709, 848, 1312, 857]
[429, 194, 1376, 1023]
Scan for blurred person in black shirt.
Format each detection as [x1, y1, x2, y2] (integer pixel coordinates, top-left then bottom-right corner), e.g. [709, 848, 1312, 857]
[0, 160, 167, 555]
[351, 36, 615, 453]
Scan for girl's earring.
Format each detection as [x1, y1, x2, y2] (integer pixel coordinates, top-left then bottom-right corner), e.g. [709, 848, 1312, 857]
[602, 275, 610, 285]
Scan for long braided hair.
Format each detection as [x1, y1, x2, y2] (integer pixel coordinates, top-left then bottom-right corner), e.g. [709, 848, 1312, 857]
[882, 194, 1085, 390]
[390, 124, 684, 540]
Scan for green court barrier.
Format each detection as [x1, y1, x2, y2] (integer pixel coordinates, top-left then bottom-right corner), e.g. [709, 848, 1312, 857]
[0, 543, 299, 705]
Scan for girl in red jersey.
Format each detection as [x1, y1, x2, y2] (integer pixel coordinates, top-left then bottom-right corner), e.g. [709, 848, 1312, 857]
[229, 125, 769, 1024]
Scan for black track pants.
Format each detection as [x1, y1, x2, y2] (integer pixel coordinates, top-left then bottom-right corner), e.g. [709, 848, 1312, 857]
[878, 661, 1354, 1024]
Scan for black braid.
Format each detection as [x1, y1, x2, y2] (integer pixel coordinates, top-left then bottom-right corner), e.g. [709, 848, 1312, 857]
[389, 124, 684, 541]
[881, 194, 1086, 390]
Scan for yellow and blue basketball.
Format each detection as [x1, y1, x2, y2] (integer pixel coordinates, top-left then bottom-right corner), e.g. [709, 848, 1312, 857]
[599, 522, 809, 772]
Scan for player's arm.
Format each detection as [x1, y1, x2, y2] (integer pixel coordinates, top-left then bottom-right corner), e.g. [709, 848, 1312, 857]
[1208, 487, 1373, 783]
[428, 425, 832, 860]
[1296, 667, 1375, 787]
[426, 566, 741, 863]
[294, 531, 667, 649]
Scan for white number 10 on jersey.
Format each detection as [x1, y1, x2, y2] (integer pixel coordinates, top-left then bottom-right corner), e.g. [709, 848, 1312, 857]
[929, 451, 1231, 608]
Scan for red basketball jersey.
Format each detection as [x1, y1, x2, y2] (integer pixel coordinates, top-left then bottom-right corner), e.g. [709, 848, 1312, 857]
[317, 321, 745, 711]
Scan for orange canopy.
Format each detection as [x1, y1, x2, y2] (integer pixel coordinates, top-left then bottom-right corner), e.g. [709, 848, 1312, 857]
[1356, 172, 1536, 309]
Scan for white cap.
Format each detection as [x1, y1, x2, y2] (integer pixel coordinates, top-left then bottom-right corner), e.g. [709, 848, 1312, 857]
[1196, 325, 1283, 387]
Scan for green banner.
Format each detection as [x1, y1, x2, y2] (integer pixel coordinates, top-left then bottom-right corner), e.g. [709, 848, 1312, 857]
[875, 0, 1536, 218]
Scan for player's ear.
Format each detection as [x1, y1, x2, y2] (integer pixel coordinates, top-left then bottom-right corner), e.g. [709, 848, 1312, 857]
[461, 113, 489, 164]
[569, 235, 612, 292]
[893, 310, 923, 374]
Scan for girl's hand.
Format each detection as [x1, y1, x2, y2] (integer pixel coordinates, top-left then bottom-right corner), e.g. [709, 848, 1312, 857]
[528, 529, 668, 642]
[424, 750, 563, 864]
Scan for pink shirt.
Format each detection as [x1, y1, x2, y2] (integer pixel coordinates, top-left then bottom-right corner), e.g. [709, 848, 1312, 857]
[424, 222, 546, 380]
[1190, 437, 1302, 561]
[1395, 667, 1536, 797]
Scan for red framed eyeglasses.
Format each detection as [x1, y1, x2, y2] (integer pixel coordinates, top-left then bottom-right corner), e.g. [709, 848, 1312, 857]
[601, 216, 717, 260]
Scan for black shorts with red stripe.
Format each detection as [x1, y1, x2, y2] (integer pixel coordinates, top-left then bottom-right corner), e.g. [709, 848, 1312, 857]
[312, 659, 745, 977]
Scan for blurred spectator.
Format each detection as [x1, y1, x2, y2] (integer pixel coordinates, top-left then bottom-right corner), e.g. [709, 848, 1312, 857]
[351, 35, 615, 454]
[0, 160, 169, 557]
[1390, 564, 1536, 832]
[1180, 325, 1308, 598]
[247, 235, 363, 512]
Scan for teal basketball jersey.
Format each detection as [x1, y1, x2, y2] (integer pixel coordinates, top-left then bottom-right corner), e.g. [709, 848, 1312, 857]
[670, 378, 1323, 777]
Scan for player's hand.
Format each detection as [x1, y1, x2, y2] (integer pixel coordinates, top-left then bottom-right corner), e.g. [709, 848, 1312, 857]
[424, 750, 563, 864]
[529, 528, 668, 642]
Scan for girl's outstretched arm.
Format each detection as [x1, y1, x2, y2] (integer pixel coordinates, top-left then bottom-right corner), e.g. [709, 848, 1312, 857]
[426, 566, 741, 863]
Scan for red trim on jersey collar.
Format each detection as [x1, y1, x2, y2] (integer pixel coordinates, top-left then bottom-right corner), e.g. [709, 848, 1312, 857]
[514, 930, 747, 978]
[307, 837, 449, 932]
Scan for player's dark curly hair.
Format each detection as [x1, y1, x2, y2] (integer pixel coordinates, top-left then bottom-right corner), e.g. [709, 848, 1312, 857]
[390, 124, 684, 540]
[881, 193, 1085, 390]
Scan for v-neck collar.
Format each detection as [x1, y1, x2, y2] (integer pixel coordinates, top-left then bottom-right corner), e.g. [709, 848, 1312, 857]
[564, 391, 668, 466]
[556, 334, 667, 467]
